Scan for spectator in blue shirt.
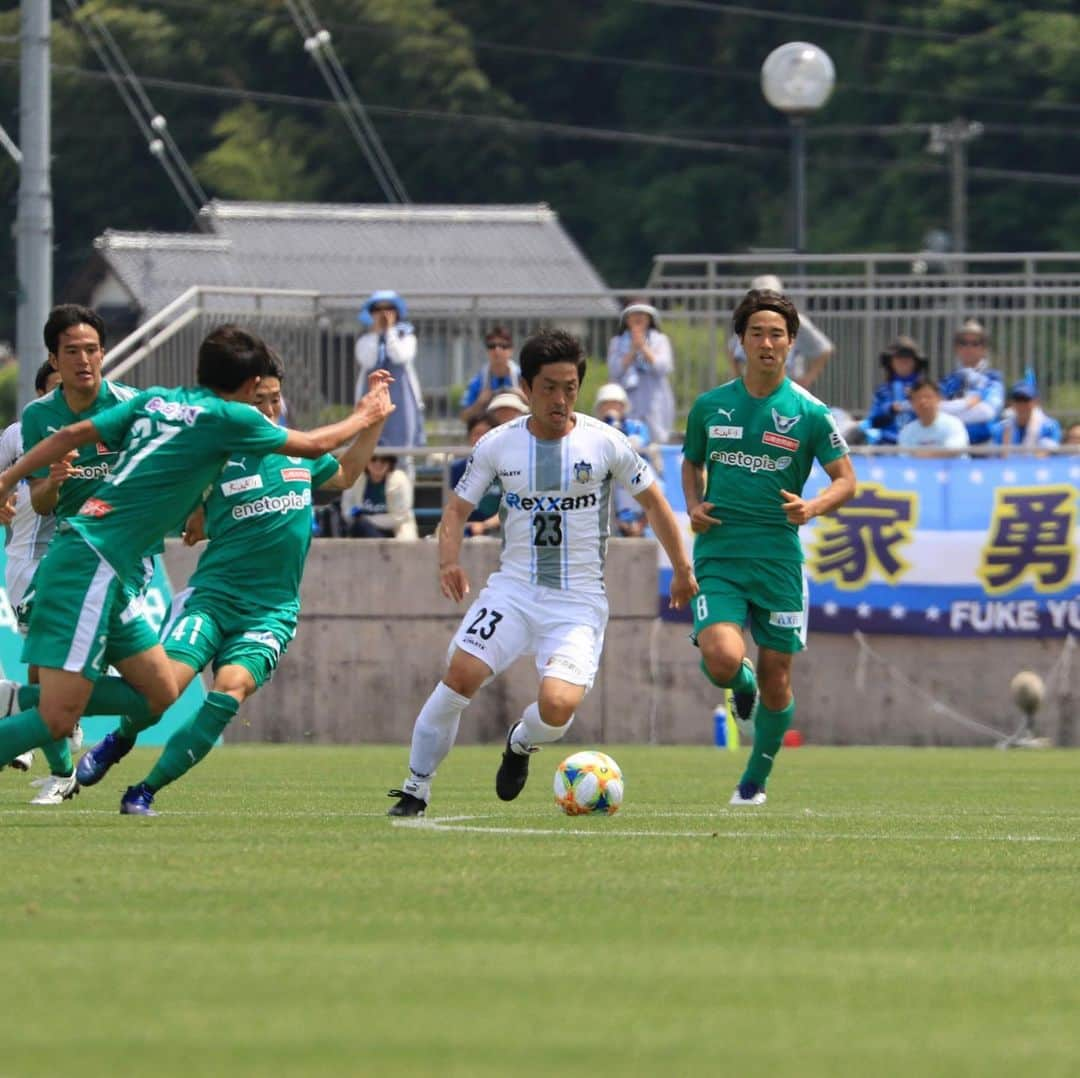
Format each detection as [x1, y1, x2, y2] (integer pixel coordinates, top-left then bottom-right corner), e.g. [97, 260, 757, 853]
[939, 319, 1005, 444]
[594, 382, 655, 537]
[459, 326, 520, 423]
[992, 381, 1062, 451]
[864, 335, 928, 445]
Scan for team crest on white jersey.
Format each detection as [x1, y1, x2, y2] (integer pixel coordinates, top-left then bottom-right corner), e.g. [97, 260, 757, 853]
[771, 408, 801, 435]
[573, 459, 593, 484]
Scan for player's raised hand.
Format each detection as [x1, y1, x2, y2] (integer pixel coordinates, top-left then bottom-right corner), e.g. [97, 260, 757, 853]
[668, 565, 699, 610]
[356, 372, 395, 423]
[439, 562, 470, 603]
[48, 450, 78, 486]
[0, 491, 16, 526]
[365, 368, 394, 392]
[780, 489, 813, 525]
[688, 500, 721, 534]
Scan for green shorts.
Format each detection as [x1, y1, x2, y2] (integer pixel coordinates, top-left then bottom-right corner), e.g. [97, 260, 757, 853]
[161, 587, 297, 689]
[691, 557, 808, 655]
[21, 530, 160, 678]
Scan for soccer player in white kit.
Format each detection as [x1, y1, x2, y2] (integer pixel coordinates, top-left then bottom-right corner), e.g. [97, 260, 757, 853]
[0, 361, 62, 774]
[388, 329, 698, 816]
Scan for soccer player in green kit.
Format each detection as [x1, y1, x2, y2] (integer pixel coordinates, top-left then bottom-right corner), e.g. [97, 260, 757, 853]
[73, 352, 388, 814]
[0, 325, 393, 793]
[681, 287, 855, 805]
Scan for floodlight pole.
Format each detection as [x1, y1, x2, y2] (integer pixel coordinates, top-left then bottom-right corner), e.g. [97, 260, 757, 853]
[790, 116, 807, 255]
[15, 0, 52, 410]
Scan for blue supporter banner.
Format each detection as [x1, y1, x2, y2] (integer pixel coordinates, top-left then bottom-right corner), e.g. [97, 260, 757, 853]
[656, 445, 1080, 638]
[0, 551, 206, 745]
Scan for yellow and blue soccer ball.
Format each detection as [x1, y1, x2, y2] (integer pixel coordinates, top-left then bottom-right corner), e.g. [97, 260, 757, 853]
[553, 750, 624, 816]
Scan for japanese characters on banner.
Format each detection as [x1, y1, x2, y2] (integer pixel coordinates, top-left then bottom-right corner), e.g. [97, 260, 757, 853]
[656, 446, 1080, 637]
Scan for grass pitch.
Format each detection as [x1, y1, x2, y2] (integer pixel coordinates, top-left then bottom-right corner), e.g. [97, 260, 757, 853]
[2, 745, 1079, 1077]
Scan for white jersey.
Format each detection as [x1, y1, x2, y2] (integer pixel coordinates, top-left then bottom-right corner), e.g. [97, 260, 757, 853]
[454, 412, 655, 595]
[0, 421, 55, 592]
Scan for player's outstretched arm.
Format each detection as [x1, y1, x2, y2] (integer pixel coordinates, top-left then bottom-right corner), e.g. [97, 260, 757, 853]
[281, 371, 395, 460]
[634, 484, 698, 609]
[437, 494, 477, 602]
[0, 420, 101, 502]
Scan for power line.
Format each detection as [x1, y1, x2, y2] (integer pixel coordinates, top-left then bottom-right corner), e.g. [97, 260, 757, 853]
[59, 0, 207, 223]
[628, 0, 961, 41]
[105, 2, 1080, 117]
[6, 56, 1080, 189]
[283, 0, 408, 203]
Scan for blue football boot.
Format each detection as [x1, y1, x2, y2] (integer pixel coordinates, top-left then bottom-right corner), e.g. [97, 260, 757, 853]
[119, 783, 157, 816]
[76, 732, 134, 787]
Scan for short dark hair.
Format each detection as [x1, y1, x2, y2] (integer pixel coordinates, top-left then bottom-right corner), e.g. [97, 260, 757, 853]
[732, 289, 800, 339]
[34, 359, 57, 393]
[519, 329, 586, 387]
[43, 304, 105, 355]
[465, 414, 492, 435]
[196, 325, 275, 392]
[265, 347, 286, 381]
[908, 375, 941, 396]
[485, 325, 512, 347]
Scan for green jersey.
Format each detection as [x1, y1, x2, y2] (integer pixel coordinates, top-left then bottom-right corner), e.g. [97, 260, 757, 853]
[683, 377, 848, 563]
[20, 380, 139, 522]
[188, 450, 339, 614]
[71, 386, 289, 575]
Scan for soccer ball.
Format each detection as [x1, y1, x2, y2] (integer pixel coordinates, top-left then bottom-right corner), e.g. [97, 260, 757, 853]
[553, 751, 624, 816]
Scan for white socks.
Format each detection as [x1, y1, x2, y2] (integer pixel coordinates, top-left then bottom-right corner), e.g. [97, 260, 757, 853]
[408, 681, 470, 782]
[510, 701, 573, 755]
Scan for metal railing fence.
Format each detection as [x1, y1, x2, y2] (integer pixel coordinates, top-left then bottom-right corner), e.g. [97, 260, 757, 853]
[102, 257, 1080, 432]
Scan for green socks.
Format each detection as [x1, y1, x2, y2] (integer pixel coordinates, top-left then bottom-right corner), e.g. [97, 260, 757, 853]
[18, 677, 157, 729]
[0, 709, 54, 766]
[41, 736, 73, 777]
[741, 698, 795, 789]
[700, 657, 756, 695]
[142, 692, 239, 793]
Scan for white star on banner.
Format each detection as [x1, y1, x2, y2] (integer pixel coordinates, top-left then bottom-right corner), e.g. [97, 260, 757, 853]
[902, 468, 917, 483]
[889, 604, 907, 619]
[1069, 466, 1080, 481]
[925, 606, 941, 622]
[969, 470, 984, 484]
[936, 469, 949, 484]
[1002, 469, 1017, 483]
[856, 603, 872, 619]
[870, 467, 885, 482]
[1035, 468, 1051, 482]
[823, 601, 838, 617]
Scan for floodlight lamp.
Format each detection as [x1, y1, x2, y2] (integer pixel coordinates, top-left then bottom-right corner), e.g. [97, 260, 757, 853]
[761, 42, 836, 116]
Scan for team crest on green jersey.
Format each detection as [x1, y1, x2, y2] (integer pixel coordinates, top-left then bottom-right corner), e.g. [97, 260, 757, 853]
[771, 408, 801, 435]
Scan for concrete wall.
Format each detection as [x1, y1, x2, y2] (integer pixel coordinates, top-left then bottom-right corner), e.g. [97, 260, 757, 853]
[163, 539, 1077, 747]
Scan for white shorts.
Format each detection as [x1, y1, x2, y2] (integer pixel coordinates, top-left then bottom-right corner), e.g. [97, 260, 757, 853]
[6, 556, 38, 614]
[450, 575, 609, 689]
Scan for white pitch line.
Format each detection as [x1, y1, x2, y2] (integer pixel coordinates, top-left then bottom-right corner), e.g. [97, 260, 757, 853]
[392, 815, 1076, 843]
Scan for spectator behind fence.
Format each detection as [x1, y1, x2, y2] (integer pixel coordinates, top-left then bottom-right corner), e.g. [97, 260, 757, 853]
[355, 290, 425, 454]
[486, 389, 530, 426]
[897, 376, 970, 457]
[594, 382, 653, 537]
[1064, 422, 1080, 448]
[727, 274, 833, 389]
[939, 319, 1004, 444]
[992, 381, 1061, 451]
[607, 300, 675, 444]
[459, 327, 520, 424]
[341, 452, 418, 539]
[863, 335, 927, 445]
[450, 416, 502, 537]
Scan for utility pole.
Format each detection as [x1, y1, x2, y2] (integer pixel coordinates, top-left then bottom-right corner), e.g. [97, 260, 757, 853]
[928, 118, 983, 257]
[15, 0, 52, 410]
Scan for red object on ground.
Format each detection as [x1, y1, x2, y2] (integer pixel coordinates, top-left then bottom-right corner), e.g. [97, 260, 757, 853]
[783, 729, 804, 748]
